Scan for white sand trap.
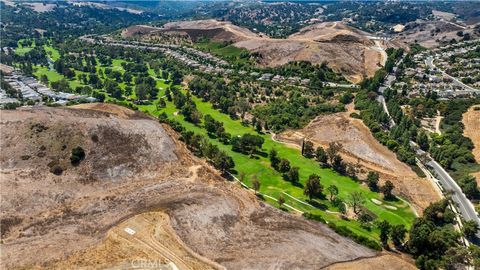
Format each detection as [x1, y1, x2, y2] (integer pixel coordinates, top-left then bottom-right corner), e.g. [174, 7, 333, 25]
[371, 198, 382, 205]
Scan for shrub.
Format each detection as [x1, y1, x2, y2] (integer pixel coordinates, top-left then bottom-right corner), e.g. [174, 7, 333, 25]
[328, 223, 382, 251]
[70, 146, 86, 165]
[50, 165, 64, 175]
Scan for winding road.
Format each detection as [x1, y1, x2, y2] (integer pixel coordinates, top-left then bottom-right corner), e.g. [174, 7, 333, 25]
[378, 56, 480, 243]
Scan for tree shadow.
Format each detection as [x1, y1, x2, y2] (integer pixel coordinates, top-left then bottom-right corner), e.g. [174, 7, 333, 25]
[207, 133, 218, 140]
[255, 193, 265, 200]
[384, 195, 399, 202]
[292, 181, 304, 189]
[308, 200, 328, 210]
[255, 150, 268, 158]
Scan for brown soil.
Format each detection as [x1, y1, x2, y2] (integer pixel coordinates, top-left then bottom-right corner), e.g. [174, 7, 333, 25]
[1, 104, 376, 269]
[133, 20, 404, 83]
[277, 103, 440, 214]
[394, 20, 479, 48]
[326, 253, 416, 270]
[121, 25, 165, 38]
[462, 105, 480, 185]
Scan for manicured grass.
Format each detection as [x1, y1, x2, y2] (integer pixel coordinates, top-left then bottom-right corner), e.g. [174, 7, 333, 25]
[44, 45, 60, 61]
[34, 66, 84, 89]
[15, 39, 35, 56]
[137, 88, 417, 242]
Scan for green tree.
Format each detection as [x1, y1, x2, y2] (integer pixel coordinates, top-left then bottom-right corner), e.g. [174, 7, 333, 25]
[255, 121, 262, 133]
[315, 146, 328, 166]
[278, 158, 291, 173]
[277, 195, 285, 208]
[327, 185, 338, 201]
[157, 98, 166, 109]
[462, 220, 479, 240]
[349, 191, 365, 215]
[284, 167, 299, 184]
[252, 177, 261, 195]
[381, 180, 395, 200]
[326, 142, 342, 165]
[458, 176, 479, 199]
[378, 220, 391, 248]
[390, 224, 407, 248]
[304, 174, 323, 201]
[366, 171, 379, 191]
[417, 131, 429, 151]
[302, 140, 314, 158]
[269, 148, 280, 170]
[213, 151, 234, 173]
[332, 155, 346, 174]
[70, 146, 86, 166]
[338, 201, 347, 215]
[40, 74, 48, 85]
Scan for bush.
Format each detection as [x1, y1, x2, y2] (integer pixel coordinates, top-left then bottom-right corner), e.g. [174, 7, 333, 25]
[70, 146, 86, 165]
[303, 213, 382, 250]
[50, 165, 64, 175]
[302, 212, 326, 223]
[328, 223, 382, 251]
[349, 112, 361, 119]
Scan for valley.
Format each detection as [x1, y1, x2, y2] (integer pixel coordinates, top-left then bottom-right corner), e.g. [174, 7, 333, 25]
[1, 1, 480, 269]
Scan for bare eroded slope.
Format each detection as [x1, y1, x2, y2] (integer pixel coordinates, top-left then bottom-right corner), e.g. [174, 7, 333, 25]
[1, 104, 382, 269]
[278, 104, 440, 214]
[124, 20, 402, 83]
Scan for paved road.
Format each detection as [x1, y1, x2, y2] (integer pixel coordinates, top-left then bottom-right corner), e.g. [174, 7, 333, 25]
[378, 56, 480, 242]
[414, 146, 480, 241]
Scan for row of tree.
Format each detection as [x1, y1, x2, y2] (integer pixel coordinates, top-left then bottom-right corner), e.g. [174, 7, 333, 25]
[159, 113, 235, 173]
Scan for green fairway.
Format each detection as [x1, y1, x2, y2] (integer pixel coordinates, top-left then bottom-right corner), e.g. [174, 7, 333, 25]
[34, 66, 85, 89]
[44, 44, 60, 61]
[137, 87, 417, 243]
[15, 39, 35, 56]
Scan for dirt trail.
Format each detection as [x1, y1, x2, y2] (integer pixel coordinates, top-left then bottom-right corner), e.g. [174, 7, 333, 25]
[278, 103, 440, 213]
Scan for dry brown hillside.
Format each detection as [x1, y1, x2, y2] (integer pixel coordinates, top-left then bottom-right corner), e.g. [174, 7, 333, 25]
[462, 105, 480, 185]
[0, 104, 412, 270]
[277, 104, 440, 214]
[393, 20, 480, 48]
[123, 20, 404, 83]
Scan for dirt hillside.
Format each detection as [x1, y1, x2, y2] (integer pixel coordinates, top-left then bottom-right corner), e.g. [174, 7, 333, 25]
[394, 20, 479, 48]
[462, 105, 480, 185]
[277, 104, 440, 214]
[1, 104, 391, 269]
[126, 20, 402, 83]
